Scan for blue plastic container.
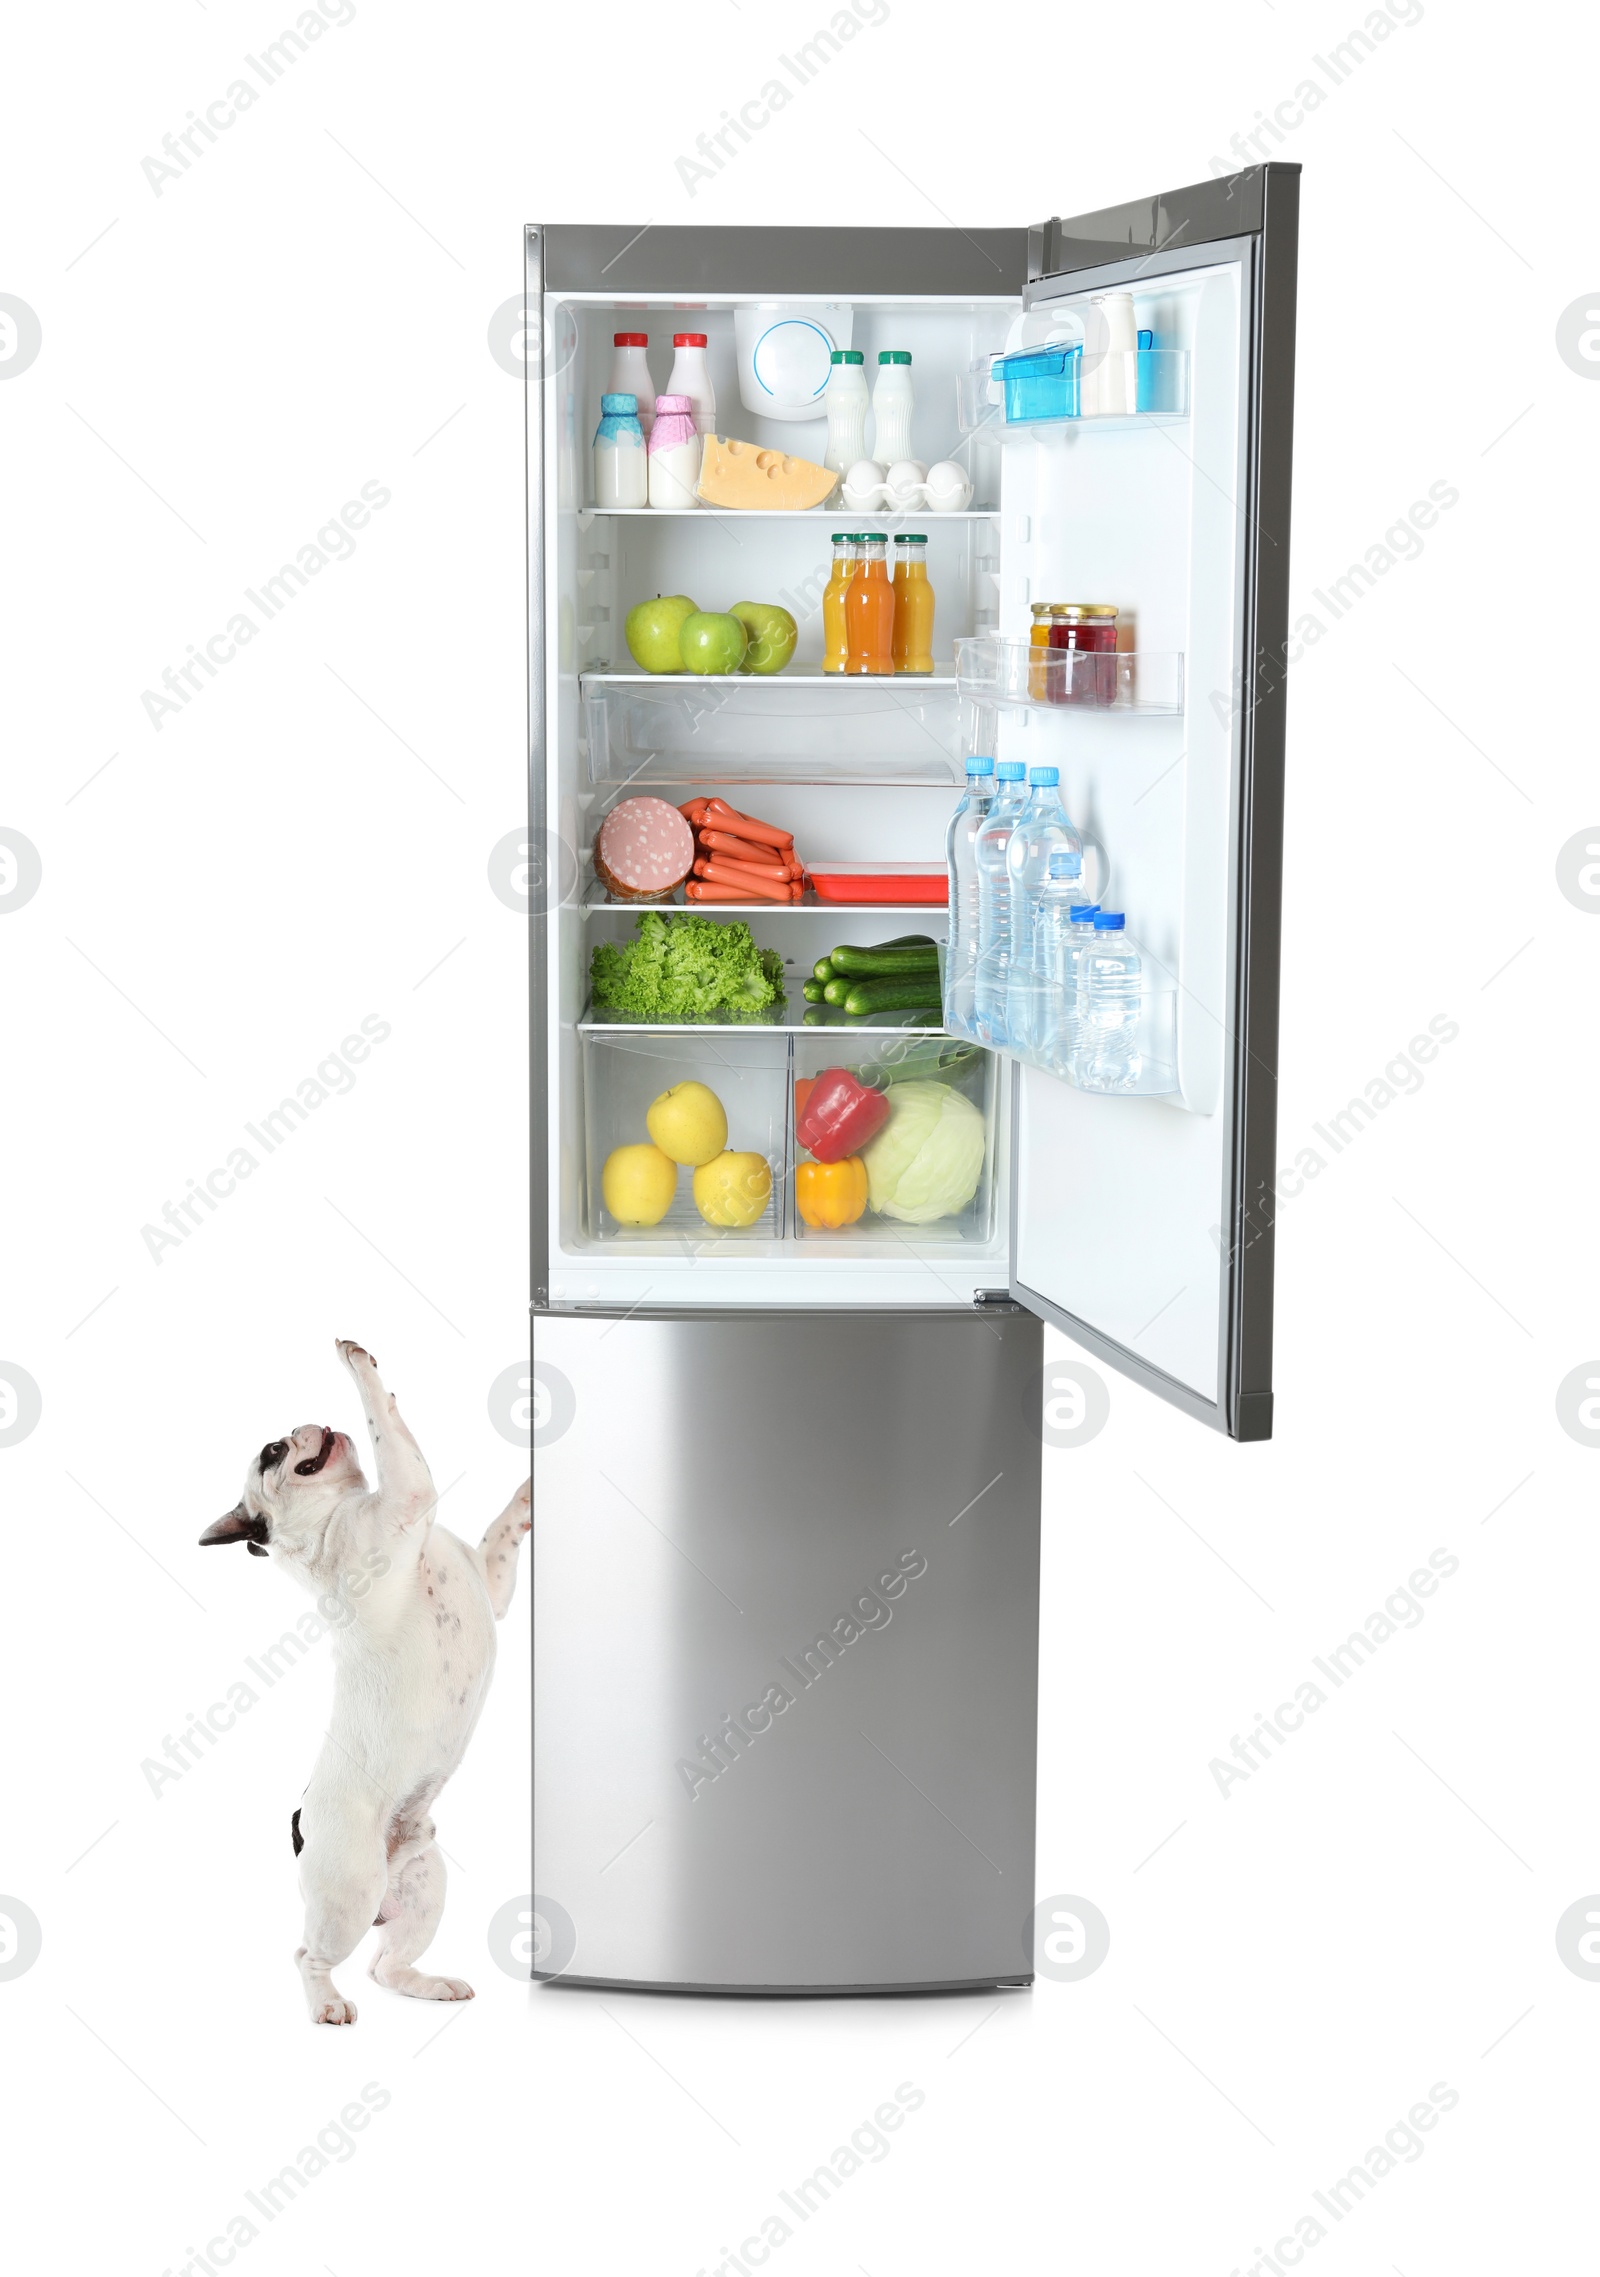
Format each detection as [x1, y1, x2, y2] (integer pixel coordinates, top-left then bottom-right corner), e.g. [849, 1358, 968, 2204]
[999, 344, 1081, 423]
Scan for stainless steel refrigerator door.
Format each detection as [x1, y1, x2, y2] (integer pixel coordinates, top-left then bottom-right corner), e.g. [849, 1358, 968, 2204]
[1008, 164, 1299, 1440]
[533, 1308, 1042, 1993]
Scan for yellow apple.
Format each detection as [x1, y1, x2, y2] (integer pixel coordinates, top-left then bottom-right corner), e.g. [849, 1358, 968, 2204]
[692, 1150, 772, 1229]
[601, 1143, 678, 1227]
[645, 1081, 728, 1167]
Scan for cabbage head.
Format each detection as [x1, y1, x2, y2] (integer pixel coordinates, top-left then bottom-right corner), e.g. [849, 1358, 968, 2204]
[860, 1080, 986, 1224]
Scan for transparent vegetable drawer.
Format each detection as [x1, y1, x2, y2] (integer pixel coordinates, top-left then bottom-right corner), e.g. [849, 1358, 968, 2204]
[582, 1030, 789, 1244]
[790, 1034, 998, 1246]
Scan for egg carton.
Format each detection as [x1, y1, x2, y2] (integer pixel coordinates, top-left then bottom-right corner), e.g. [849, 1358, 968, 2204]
[838, 458, 974, 516]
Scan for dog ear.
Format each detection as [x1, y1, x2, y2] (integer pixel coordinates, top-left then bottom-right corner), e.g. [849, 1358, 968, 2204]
[200, 1503, 270, 1554]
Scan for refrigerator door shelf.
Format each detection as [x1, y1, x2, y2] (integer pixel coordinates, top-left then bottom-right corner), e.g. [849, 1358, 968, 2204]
[956, 638, 1185, 714]
[957, 347, 1188, 433]
[533, 1309, 1042, 1995]
[945, 980, 1184, 1105]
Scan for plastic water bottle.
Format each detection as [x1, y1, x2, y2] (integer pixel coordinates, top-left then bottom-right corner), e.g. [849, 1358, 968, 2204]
[1005, 766, 1082, 1044]
[1071, 912, 1143, 1091]
[1031, 881, 1098, 1064]
[1017, 852, 1087, 1057]
[972, 761, 1029, 1044]
[943, 756, 995, 1035]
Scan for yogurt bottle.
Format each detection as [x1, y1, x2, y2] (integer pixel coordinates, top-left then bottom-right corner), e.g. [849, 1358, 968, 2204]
[593, 393, 647, 507]
[609, 332, 655, 436]
[871, 351, 915, 466]
[822, 349, 869, 474]
[648, 393, 702, 509]
[665, 332, 716, 436]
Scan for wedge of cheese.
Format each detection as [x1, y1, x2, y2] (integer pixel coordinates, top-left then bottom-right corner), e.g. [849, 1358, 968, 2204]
[696, 437, 838, 511]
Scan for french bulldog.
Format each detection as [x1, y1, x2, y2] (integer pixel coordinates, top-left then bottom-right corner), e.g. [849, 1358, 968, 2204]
[201, 1339, 530, 2026]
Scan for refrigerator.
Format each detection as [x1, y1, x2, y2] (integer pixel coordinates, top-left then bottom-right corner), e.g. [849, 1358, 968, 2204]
[530, 166, 1298, 1993]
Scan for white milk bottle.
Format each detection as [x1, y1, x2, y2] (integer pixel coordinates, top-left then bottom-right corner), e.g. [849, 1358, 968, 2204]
[593, 394, 647, 507]
[666, 332, 716, 436]
[823, 350, 869, 473]
[647, 394, 702, 509]
[609, 332, 655, 436]
[871, 351, 915, 464]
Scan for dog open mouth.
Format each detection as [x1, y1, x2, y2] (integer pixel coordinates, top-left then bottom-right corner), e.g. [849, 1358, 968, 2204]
[294, 1428, 337, 1477]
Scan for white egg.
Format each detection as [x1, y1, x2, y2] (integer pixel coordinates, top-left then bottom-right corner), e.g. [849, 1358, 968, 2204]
[841, 458, 889, 511]
[923, 460, 974, 511]
[884, 459, 928, 487]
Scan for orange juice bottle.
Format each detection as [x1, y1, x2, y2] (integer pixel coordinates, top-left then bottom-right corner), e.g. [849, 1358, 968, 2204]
[845, 531, 894, 675]
[821, 532, 857, 673]
[891, 534, 935, 674]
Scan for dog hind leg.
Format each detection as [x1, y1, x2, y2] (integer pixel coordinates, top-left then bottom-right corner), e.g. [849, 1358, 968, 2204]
[369, 1835, 473, 2002]
[475, 1480, 531, 1618]
[294, 1813, 387, 2027]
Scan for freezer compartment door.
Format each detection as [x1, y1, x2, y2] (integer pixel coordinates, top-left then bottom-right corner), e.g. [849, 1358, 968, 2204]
[1007, 167, 1298, 1439]
[533, 1309, 1041, 1993]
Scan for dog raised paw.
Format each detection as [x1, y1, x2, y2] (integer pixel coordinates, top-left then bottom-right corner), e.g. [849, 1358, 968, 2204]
[335, 1338, 377, 1370]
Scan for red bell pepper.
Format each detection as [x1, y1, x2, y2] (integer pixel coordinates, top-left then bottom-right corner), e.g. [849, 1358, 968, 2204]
[795, 1066, 889, 1163]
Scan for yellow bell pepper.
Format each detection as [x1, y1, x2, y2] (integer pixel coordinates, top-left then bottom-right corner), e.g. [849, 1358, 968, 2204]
[796, 1154, 868, 1229]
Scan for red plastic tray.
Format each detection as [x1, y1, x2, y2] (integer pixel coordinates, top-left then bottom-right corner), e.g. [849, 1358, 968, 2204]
[807, 863, 947, 905]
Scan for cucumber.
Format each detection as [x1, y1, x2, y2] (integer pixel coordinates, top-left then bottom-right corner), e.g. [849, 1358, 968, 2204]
[813, 958, 836, 984]
[829, 942, 942, 978]
[842, 979, 945, 1017]
[821, 976, 854, 1006]
[802, 979, 826, 1003]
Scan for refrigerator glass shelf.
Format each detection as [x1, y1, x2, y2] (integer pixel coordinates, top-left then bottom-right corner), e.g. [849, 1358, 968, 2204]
[578, 507, 997, 521]
[585, 670, 959, 687]
[581, 880, 950, 918]
[955, 639, 1185, 714]
[581, 670, 968, 789]
[579, 1007, 949, 1034]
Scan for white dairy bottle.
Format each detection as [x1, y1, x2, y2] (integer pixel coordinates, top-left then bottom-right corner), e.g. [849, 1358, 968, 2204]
[666, 332, 716, 436]
[871, 351, 915, 465]
[822, 350, 869, 473]
[648, 394, 702, 509]
[609, 331, 655, 436]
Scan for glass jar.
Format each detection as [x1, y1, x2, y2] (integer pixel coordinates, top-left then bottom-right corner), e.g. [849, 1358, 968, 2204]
[1048, 604, 1119, 705]
[1027, 602, 1055, 702]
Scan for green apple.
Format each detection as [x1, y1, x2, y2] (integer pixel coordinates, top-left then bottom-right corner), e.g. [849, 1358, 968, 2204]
[730, 601, 798, 674]
[625, 594, 698, 673]
[678, 610, 749, 675]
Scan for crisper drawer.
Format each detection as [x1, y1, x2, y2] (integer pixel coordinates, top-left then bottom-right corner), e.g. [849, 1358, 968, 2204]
[580, 1029, 1002, 1257]
[583, 1031, 790, 1246]
[792, 1034, 998, 1249]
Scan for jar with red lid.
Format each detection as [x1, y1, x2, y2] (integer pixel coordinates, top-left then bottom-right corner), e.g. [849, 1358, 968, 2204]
[1047, 604, 1119, 705]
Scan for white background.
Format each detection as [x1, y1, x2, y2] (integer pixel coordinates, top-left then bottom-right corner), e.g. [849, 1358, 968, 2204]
[3, 2, 1595, 2272]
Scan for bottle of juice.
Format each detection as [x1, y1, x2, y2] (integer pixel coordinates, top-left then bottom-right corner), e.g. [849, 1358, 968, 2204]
[822, 533, 858, 674]
[844, 532, 894, 675]
[891, 534, 935, 674]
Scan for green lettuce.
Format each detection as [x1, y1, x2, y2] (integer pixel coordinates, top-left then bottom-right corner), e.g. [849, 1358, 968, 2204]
[589, 911, 786, 1022]
[861, 1080, 987, 1223]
